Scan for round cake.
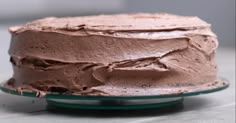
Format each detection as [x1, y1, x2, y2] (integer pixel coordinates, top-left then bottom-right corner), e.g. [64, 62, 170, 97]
[7, 13, 219, 96]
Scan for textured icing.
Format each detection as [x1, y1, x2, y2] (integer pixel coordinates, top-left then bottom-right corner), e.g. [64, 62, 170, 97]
[7, 13, 219, 96]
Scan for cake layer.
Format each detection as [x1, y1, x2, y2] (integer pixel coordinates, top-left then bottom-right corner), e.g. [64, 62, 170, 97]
[7, 13, 219, 96]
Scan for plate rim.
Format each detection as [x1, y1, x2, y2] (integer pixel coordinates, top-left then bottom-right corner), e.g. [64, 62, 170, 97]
[46, 98, 184, 110]
[0, 79, 229, 100]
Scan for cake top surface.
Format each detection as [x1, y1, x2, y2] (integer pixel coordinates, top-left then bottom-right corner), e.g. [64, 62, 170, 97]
[9, 13, 210, 33]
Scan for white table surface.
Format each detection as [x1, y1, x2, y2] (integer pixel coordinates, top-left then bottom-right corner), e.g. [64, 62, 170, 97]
[0, 25, 235, 123]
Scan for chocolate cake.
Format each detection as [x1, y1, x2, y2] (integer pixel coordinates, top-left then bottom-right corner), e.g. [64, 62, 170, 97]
[7, 13, 219, 96]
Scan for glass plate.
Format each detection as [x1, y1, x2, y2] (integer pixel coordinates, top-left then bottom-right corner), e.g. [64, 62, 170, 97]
[0, 79, 229, 110]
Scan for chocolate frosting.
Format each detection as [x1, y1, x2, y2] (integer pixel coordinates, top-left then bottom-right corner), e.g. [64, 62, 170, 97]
[7, 13, 219, 96]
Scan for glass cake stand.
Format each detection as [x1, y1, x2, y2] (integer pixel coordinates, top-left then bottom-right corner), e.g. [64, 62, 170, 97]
[0, 79, 229, 110]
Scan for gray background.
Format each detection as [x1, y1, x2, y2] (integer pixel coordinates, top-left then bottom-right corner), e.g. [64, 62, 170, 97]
[0, 1, 235, 123]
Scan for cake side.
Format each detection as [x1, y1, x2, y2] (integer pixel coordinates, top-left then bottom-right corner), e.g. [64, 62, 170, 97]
[7, 13, 219, 96]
